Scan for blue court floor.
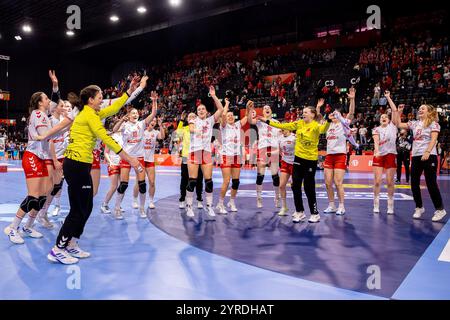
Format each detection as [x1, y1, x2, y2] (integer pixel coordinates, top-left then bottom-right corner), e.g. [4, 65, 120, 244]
[0, 160, 449, 300]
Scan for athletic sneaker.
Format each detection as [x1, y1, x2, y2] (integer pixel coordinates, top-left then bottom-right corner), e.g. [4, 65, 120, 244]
[216, 204, 228, 215]
[278, 207, 289, 216]
[323, 206, 337, 214]
[114, 209, 124, 220]
[432, 209, 447, 222]
[256, 198, 263, 208]
[47, 247, 79, 265]
[100, 204, 111, 214]
[139, 208, 147, 219]
[132, 199, 139, 209]
[22, 227, 43, 238]
[51, 205, 61, 217]
[186, 205, 195, 218]
[205, 205, 216, 220]
[227, 202, 238, 212]
[292, 211, 306, 223]
[37, 215, 54, 229]
[413, 207, 425, 219]
[308, 214, 321, 223]
[197, 201, 204, 209]
[148, 202, 156, 209]
[336, 207, 346, 216]
[4, 226, 25, 244]
[179, 201, 186, 209]
[387, 201, 394, 215]
[66, 243, 91, 259]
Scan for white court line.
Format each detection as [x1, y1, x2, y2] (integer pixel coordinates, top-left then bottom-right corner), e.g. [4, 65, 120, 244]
[438, 239, 450, 263]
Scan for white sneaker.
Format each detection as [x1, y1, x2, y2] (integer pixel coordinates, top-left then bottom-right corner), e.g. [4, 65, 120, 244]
[139, 208, 147, 219]
[148, 202, 156, 209]
[387, 201, 394, 215]
[278, 207, 289, 216]
[205, 205, 216, 220]
[227, 202, 238, 212]
[216, 204, 228, 215]
[336, 207, 346, 216]
[413, 207, 425, 219]
[308, 214, 321, 223]
[47, 247, 79, 265]
[373, 198, 380, 214]
[275, 197, 281, 208]
[22, 227, 43, 238]
[132, 199, 139, 209]
[114, 209, 124, 220]
[432, 209, 447, 222]
[292, 211, 306, 223]
[37, 215, 54, 229]
[186, 205, 195, 218]
[51, 205, 61, 217]
[324, 206, 337, 214]
[4, 226, 25, 244]
[179, 201, 186, 209]
[197, 201, 204, 209]
[257, 198, 263, 208]
[66, 243, 91, 259]
[100, 204, 111, 214]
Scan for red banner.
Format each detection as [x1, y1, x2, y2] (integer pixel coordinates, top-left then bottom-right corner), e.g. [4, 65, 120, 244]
[264, 73, 296, 85]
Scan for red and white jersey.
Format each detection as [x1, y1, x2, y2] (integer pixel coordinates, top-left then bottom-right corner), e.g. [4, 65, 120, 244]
[26, 109, 51, 159]
[121, 120, 146, 157]
[220, 122, 242, 156]
[372, 122, 398, 155]
[407, 120, 440, 157]
[279, 134, 296, 164]
[108, 132, 122, 166]
[256, 120, 280, 150]
[143, 129, 160, 163]
[326, 120, 349, 155]
[50, 115, 70, 159]
[189, 116, 215, 153]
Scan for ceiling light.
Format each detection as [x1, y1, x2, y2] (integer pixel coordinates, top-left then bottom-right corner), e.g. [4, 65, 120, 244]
[15, 35, 22, 41]
[66, 30, 75, 37]
[137, 6, 147, 14]
[110, 15, 119, 22]
[169, 0, 182, 7]
[22, 24, 32, 33]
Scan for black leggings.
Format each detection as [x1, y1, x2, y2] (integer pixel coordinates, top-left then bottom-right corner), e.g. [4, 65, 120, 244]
[411, 155, 444, 210]
[179, 158, 203, 202]
[56, 158, 93, 249]
[291, 156, 319, 215]
[396, 151, 410, 182]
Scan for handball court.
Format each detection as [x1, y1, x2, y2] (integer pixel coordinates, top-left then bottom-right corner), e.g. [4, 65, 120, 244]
[0, 161, 449, 300]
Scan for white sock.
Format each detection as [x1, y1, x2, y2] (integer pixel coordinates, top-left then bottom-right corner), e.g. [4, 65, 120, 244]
[11, 216, 24, 229]
[274, 186, 280, 199]
[139, 192, 146, 209]
[229, 198, 236, 206]
[186, 191, 194, 207]
[206, 193, 213, 207]
[329, 202, 336, 209]
[115, 193, 125, 210]
[219, 198, 224, 206]
[25, 213, 37, 229]
[149, 196, 154, 203]
[133, 197, 138, 204]
[256, 185, 263, 198]
[338, 203, 345, 210]
[282, 197, 287, 209]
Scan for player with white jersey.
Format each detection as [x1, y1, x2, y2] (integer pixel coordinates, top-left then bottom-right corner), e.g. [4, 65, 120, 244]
[323, 88, 356, 216]
[216, 98, 249, 214]
[247, 104, 282, 209]
[372, 93, 399, 214]
[277, 129, 296, 216]
[112, 89, 157, 219]
[100, 130, 123, 214]
[184, 86, 224, 219]
[388, 92, 446, 222]
[143, 116, 165, 209]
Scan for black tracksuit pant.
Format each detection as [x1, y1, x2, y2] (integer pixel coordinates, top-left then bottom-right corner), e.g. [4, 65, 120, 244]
[291, 156, 319, 215]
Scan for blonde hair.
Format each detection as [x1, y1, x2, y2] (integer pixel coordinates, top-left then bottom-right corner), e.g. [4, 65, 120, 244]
[305, 106, 319, 121]
[422, 104, 438, 128]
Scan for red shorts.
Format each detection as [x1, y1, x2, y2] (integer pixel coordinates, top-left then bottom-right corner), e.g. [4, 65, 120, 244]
[257, 147, 279, 164]
[189, 150, 212, 165]
[22, 151, 48, 179]
[120, 157, 145, 169]
[144, 161, 155, 168]
[221, 155, 242, 169]
[280, 160, 293, 175]
[45, 158, 64, 169]
[373, 153, 397, 169]
[324, 153, 347, 170]
[92, 150, 101, 170]
[107, 165, 120, 176]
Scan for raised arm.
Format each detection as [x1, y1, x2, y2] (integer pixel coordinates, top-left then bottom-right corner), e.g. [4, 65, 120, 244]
[144, 91, 158, 125]
[265, 119, 298, 131]
[98, 76, 140, 120]
[210, 86, 224, 122]
[246, 100, 257, 125]
[157, 117, 166, 140]
[316, 98, 325, 116]
[346, 87, 356, 120]
[239, 100, 252, 127]
[385, 91, 408, 129]
[220, 98, 230, 127]
[112, 115, 128, 133]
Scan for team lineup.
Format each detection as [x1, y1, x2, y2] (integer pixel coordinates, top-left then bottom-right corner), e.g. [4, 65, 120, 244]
[3, 70, 447, 265]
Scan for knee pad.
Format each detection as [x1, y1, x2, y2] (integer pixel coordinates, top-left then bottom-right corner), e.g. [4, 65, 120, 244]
[187, 178, 197, 192]
[20, 196, 39, 213]
[205, 179, 213, 193]
[272, 174, 280, 187]
[138, 180, 147, 194]
[38, 196, 47, 211]
[256, 173, 264, 185]
[50, 182, 63, 196]
[231, 179, 240, 190]
[117, 181, 129, 194]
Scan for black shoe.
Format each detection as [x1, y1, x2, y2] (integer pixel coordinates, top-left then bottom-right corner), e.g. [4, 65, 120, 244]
[395, 179, 400, 183]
